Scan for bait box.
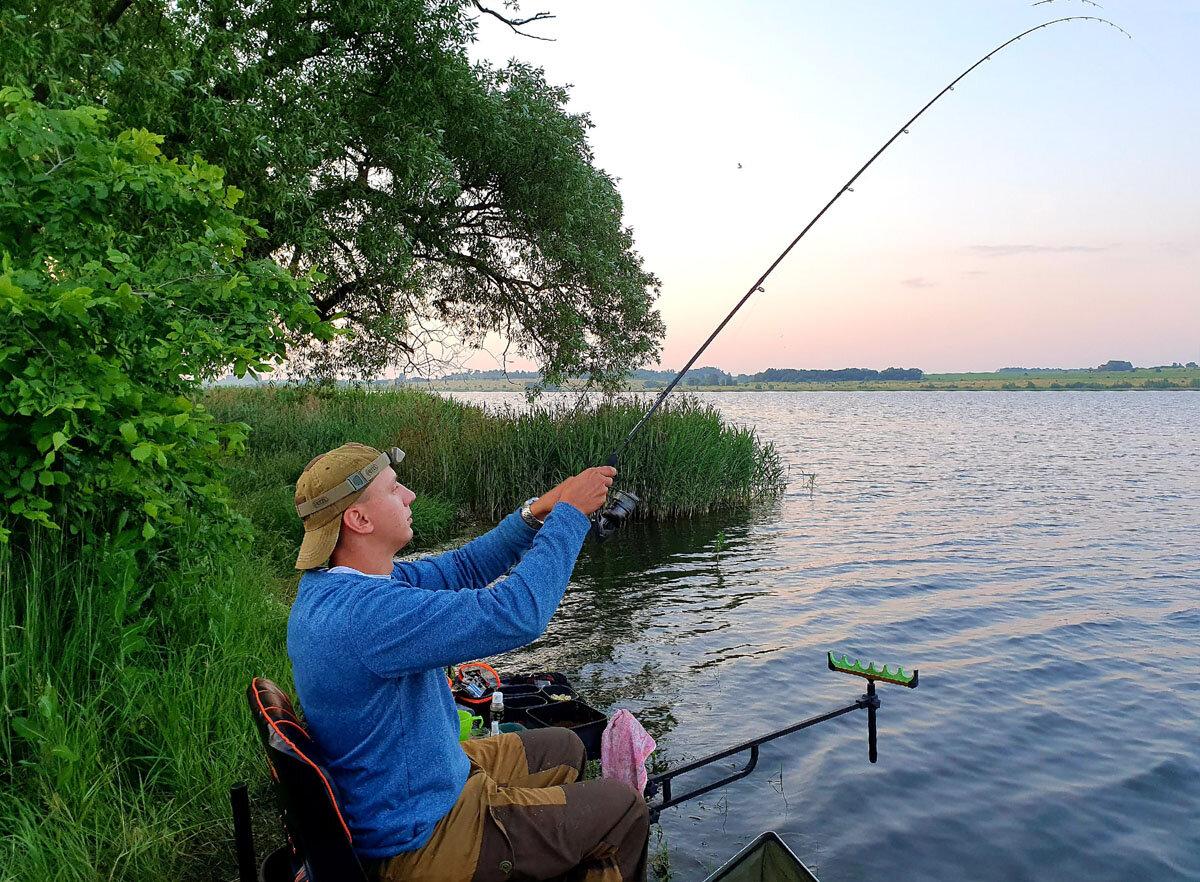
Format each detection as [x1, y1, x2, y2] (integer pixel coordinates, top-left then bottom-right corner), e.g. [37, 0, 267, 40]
[501, 672, 573, 689]
[498, 692, 550, 726]
[525, 699, 608, 760]
[496, 684, 541, 698]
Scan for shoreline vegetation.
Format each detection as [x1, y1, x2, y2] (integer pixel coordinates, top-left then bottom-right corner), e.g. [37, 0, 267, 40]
[2, 386, 784, 882]
[204, 386, 789, 565]
[384, 366, 1200, 394]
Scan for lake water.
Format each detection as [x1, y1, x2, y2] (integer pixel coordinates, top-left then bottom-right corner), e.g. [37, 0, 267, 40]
[456, 391, 1199, 882]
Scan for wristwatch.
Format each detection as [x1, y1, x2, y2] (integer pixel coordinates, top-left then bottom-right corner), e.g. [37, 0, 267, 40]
[520, 497, 544, 530]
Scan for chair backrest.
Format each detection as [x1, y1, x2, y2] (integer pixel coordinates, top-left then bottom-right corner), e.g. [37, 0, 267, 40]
[247, 678, 368, 882]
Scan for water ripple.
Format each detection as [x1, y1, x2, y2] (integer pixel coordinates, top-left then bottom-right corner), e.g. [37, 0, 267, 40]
[475, 391, 1200, 882]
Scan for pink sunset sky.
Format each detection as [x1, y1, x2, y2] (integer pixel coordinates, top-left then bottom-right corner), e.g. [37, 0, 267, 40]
[463, 0, 1199, 375]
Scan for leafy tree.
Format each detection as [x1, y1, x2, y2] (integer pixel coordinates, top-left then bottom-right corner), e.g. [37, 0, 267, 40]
[0, 87, 327, 543]
[1, 0, 664, 387]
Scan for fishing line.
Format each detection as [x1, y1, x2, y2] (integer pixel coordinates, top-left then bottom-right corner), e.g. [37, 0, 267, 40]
[605, 15, 1129, 470]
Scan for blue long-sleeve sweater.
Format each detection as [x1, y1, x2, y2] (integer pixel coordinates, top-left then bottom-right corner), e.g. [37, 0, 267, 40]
[287, 501, 591, 859]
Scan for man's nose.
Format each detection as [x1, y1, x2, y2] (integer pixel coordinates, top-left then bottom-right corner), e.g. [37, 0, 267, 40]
[400, 484, 416, 505]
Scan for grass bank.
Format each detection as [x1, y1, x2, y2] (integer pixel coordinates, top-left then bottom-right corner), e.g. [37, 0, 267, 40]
[0, 530, 292, 882]
[2, 385, 782, 881]
[633, 367, 1200, 392]
[412, 366, 1200, 393]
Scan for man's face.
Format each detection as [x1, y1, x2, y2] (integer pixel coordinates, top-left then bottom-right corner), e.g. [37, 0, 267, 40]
[354, 466, 417, 551]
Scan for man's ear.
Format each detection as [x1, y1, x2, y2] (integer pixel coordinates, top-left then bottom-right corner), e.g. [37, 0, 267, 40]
[341, 504, 374, 536]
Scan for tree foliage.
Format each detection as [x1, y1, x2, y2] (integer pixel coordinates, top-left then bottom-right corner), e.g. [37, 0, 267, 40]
[0, 86, 327, 543]
[1, 0, 664, 386]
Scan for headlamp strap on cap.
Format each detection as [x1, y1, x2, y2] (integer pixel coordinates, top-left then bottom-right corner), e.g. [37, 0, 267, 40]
[295, 448, 404, 519]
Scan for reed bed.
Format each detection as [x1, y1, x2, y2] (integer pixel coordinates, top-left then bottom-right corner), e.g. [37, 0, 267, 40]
[203, 385, 787, 536]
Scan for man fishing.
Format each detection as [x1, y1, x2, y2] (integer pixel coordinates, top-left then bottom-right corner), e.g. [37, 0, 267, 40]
[287, 442, 649, 882]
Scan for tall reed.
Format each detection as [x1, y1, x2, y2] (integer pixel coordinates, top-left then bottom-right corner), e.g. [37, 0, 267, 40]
[204, 385, 787, 533]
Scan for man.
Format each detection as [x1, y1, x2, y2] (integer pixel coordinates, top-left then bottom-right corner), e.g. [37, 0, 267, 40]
[288, 442, 649, 882]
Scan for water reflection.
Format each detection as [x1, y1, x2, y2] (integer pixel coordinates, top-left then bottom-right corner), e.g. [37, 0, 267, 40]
[499, 507, 783, 741]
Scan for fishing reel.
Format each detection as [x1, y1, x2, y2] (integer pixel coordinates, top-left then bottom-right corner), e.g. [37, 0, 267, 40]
[591, 488, 640, 541]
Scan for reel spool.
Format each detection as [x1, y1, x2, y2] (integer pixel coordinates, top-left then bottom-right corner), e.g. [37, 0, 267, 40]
[592, 489, 640, 541]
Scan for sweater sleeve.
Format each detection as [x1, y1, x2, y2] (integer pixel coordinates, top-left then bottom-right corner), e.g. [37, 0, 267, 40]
[391, 509, 536, 591]
[352, 503, 591, 677]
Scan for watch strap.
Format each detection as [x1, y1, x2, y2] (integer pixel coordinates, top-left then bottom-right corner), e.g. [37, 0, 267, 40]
[520, 497, 544, 529]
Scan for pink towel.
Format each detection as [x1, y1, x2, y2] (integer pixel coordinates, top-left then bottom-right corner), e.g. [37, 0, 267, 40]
[601, 709, 656, 794]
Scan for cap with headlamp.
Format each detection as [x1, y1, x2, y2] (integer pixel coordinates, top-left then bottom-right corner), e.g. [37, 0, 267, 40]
[295, 447, 405, 520]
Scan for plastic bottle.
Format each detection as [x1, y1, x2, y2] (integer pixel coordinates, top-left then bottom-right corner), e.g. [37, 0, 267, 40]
[489, 691, 504, 736]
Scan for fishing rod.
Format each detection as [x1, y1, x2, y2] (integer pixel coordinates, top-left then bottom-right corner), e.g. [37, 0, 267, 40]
[591, 14, 1129, 540]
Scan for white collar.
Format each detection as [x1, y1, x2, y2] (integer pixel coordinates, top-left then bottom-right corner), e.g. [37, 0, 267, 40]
[325, 565, 392, 580]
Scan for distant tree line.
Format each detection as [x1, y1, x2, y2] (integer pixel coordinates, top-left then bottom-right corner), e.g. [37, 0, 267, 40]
[1000, 361, 1200, 373]
[742, 367, 924, 383]
[630, 366, 924, 386]
[441, 369, 541, 380]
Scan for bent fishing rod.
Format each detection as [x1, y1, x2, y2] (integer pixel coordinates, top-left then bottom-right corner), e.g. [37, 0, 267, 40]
[592, 15, 1128, 539]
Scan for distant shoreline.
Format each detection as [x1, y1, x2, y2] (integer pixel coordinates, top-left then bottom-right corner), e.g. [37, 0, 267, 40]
[398, 367, 1200, 393]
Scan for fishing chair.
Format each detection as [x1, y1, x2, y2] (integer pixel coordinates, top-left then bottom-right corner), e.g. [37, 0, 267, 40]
[232, 677, 369, 882]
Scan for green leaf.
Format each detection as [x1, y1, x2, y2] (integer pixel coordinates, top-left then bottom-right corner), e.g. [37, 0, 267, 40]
[11, 717, 43, 744]
[50, 745, 80, 763]
[119, 422, 138, 444]
[52, 431, 68, 450]
[0, 274, 25, 300]
[37, 691, 57, 721]
[142, 521, 156, 540]
[130, 444, 154, 462]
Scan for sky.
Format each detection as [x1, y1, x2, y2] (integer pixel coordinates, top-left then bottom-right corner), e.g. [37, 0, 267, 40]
[463, 0, 1200, 375]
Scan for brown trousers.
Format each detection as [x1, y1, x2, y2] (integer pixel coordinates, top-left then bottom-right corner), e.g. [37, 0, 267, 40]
[370, 728, 649, 882]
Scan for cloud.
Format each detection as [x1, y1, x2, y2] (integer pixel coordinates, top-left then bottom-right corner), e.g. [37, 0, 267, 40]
[967, 244, 1115, 258]
[902, 276, 935, 288]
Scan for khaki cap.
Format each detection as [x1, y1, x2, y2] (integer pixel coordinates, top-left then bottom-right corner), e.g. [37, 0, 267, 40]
[293, 443, 383, 570]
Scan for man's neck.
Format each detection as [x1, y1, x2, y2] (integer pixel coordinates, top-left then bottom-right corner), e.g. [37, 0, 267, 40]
[329, 545, 395, 576]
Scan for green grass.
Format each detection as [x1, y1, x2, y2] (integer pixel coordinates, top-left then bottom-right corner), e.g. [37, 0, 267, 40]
[649, 824, 673, 881]
[1, 529, 292, 882]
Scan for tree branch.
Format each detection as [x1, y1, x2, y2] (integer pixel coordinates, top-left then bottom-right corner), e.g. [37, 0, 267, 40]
[104, 0, 136, 26]
[470, 2, 555, 41]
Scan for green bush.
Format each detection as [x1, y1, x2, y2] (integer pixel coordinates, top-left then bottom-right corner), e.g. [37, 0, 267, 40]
[0, 88, 327, 548]
[0, 91, 327, 880]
